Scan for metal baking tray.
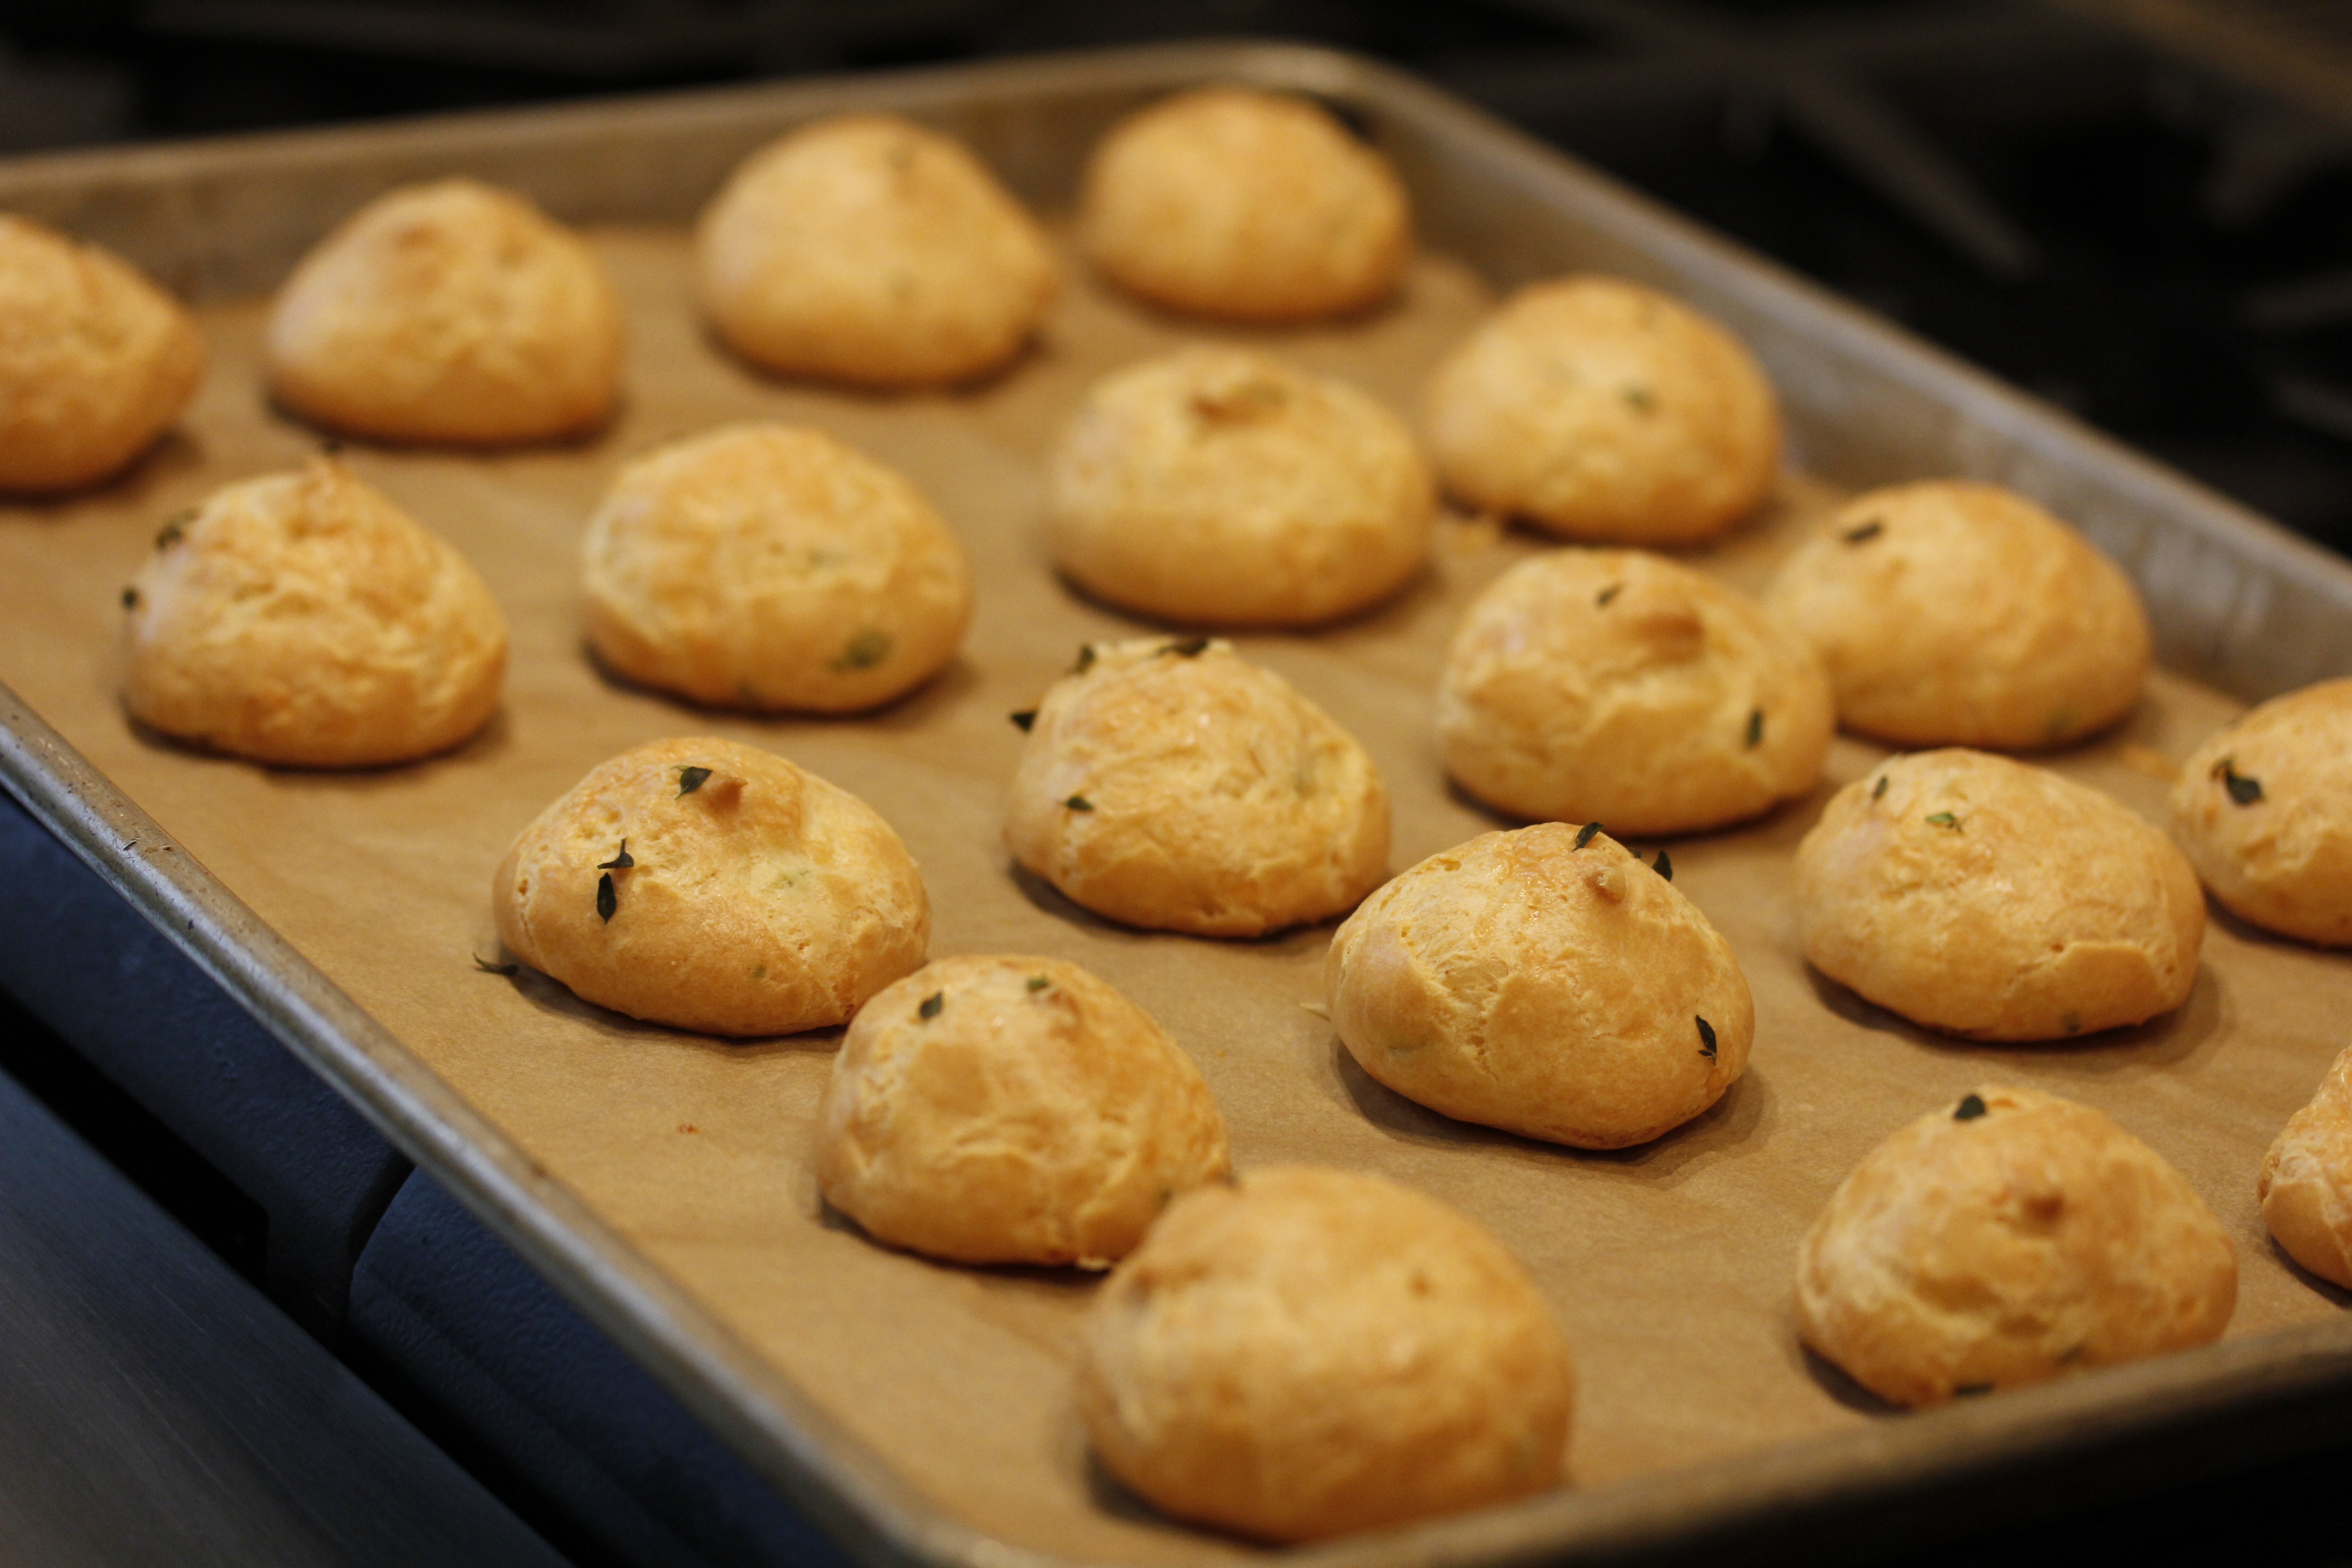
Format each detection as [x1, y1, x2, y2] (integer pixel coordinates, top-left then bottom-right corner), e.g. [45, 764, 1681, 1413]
[6, 39, 2352, 1568]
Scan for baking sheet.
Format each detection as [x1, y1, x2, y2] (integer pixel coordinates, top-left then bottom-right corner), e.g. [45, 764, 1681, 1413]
[5, 44, 2352, 1568]
[3, 214, 2350, 1564]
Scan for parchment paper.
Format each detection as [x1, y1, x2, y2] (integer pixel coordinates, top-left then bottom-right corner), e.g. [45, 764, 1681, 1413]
[3, 227, 2347, 1566]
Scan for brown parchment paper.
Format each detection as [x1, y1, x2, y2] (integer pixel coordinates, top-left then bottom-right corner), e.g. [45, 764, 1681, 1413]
[4, 227, 2350, 1566]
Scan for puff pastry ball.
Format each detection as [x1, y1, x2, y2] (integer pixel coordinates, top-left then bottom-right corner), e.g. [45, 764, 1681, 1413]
[1078, 86, 1410, 323]
[696, 113, 1056, 388]
[1797, 1085, 2236, 1407]
[1004, 638, 1388, 937]
[1077, 1166, 1573, 1543]
[265, 178, 624, 446]
[1764, 481, 2152, 749]
[2171, 679, 2352, 946]
[121, 456, 506, 766]
[2260, 1046, 2352, 1288]
[1794, 750, 2205, 1041]
[1044, 347, 1434, 627]
[1329, 823, 1752, 1149]
[0, 213, 204, 492]
[816, 955, 1229, 1268]
[494, 737, 928, 1037]
[1440, 548, 1832, 835]
[1423, 276, 1780, 544]
[582, 424, 972, 713]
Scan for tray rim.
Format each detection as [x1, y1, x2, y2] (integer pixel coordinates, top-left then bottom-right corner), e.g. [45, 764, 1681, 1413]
[6, 36, 2352, 1568]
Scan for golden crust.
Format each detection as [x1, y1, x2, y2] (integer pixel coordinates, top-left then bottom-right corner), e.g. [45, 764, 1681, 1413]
[265, 178, 624, 446]
[1796, 1084, 2236, 1407]
[1076, 1165, 1573, 1543]
[2259, 1045, 2352, 1288]
[1439, 548, 1833, 835]
[1794, 750, 2205, 1041]
[121, 457, 506, 767]
[1077, 87, 1410, 323]
[1328, 824, 1752, 1148]
[494, 737, 927, 1037]
[581, 423, 972, 713]
[2171, 678, 2352, 946]
[816, 954, 1230, 1268]
[695, 113, 1056, 387]
[0, 213, 203, 492]
[1423, 276, 1780, 544]
[1763, 481, 2152, 749]
[1044, 347, 1434, 626]
[1004, 639, 1389, 937]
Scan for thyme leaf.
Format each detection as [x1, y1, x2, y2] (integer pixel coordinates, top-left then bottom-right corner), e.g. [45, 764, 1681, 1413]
[596, 872, 617, 924]
[1955, 1093, 1988, 1121]
[1574, 820, 1604, 850]
[1026, 975, 1051, 992]
[120, 586, 139, 610]
[1166, 636, 1211, 657]
[597, 838, 634, 870]
[155, 509, 195, 549]
[1841, 519, 1884, 544]
[918, 991, 943, 1020]
[1065, 794, 1094, 812]
[1652, 848, 1673, 881]
[1009, 710, 1036, 731]
[1620, 384, 1655, 412]
[677, 766, 712, 797]
[1596, 582, 1624, 607]
[1696, 1016, 1717, 1058]
[833, 628, 892, 671]
[1925, 811, 1960, 830]
[1872, 775, 1889, 801]
[1745, 708, 1764, 748]
[1072, 645, 1096, 675]
[2214, 757, 2263, 805]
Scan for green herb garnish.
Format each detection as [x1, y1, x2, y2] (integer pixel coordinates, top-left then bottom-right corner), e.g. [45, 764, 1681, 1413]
[1696, 1016, 1717, 1058]
[120, 586, 138, 610]
[1955, 1093, 1988, 1121]
[833, 629, 892, 671]
[1073, 645, 1096, 675]
[1574, 821, 1604, 849]
[597, 838, 634, 870]
[1596, 582, 1624, 607]
[677, 766, 712, 796]
[1841, 519, 1884, 544]
[155, 509, 194, 550]
[1065, 794, 1094, 812]
[1745, 708, 1764, 748]
[1166, 636, 1211, 657]
[1953, 1382, 1994, 1397]
[1009, 710, 1036, 731]
[2215, 757, 2263, 805]
[1872, 775, 1889, 801]
[596, 873, 617, 923]
[1026, 975, 1051, 992]
[1653, 848, 1673, 881]
[472, 955, 519, 976]
[1620, 384, 1655, 412]
[1925, 811, 1960, 830]
[918, 991, 943, 1020]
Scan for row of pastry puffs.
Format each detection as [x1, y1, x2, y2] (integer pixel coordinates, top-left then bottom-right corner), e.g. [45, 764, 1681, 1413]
[10, 83, 2352, 1548]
